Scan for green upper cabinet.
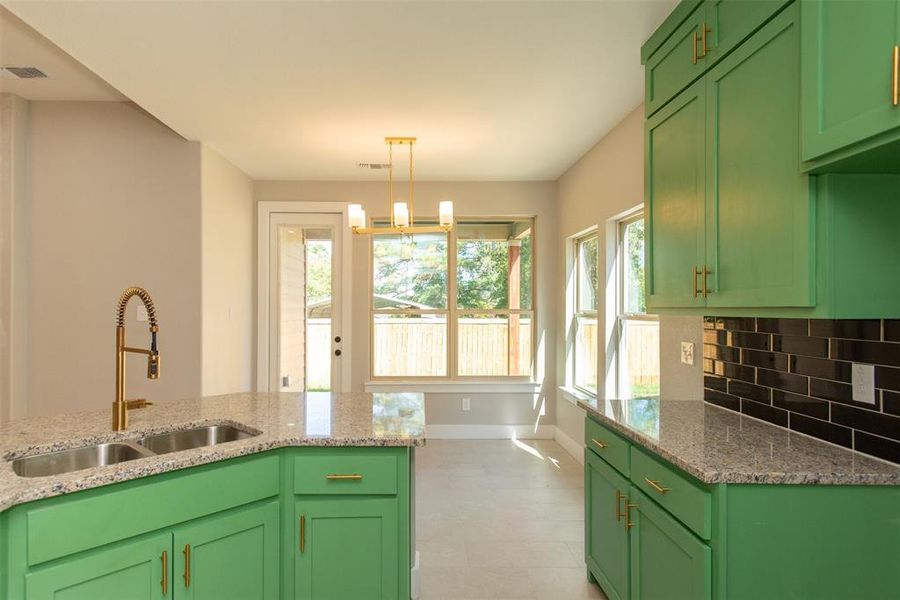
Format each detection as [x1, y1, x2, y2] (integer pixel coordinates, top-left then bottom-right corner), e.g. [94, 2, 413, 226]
[703, 0, 791, 64]
[172, 501, 280, 600]
[705, 3, 813, 307]
[585, 451, 630, 600]
[628, 488, 711, 600]
[294, 497, 399, 600]
[646, 3, 812, 312]
[25, 532, 171, 600]
[645, 79, 707, 309]
[645, 5, 709, 116]
[801, 0, 900, 164]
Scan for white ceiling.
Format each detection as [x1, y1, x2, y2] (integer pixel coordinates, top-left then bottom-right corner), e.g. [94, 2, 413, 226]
[0, 6, 125, 101]
[2, 1, 675, 181]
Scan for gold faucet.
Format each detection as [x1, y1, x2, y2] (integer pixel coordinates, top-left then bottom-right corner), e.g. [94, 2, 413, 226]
[113, 286, 161, 431]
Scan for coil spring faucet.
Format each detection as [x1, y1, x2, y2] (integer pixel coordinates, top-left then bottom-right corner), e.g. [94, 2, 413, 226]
[113, 286, 160, 431]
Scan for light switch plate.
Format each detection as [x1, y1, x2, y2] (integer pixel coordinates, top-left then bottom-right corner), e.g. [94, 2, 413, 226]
[462, 398, 471, 411]
[681, 341, 695, 366]
[852, 363, 876, 405]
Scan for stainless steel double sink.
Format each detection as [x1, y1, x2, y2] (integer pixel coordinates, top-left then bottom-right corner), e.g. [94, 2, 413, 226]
[10, 425, 257, 478]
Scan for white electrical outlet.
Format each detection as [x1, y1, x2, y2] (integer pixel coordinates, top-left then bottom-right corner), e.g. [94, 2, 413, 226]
[462, 398, 471, 411]
[136, 304, 148, 322]
[681, 341, 695, 366]
[851, 363, 876, 405]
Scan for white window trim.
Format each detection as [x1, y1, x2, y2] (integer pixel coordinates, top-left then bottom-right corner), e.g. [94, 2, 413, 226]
[369, 216, 537, 381]
[571, 230, 599, 397]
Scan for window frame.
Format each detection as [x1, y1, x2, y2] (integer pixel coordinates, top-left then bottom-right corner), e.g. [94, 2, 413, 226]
[572, 230, 599, 396]
[369, 215, 537, 381]
[613, 210, 659, 399]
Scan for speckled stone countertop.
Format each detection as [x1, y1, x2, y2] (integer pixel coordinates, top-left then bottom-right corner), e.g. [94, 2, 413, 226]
[578, 397, 900, 485]
[0, 392, 425, 512]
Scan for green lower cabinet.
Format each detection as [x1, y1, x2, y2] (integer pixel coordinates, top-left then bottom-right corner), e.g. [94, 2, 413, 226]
[25, 532, 171, 600]
[628, 487, 711, 600]
[585, 450, 630, 600]
[172, 501, 280, 600]
[294, 497, 399, 600]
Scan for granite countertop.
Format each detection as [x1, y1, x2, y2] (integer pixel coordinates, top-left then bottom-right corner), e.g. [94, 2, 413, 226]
[578, 397, 900, 485]
[0, 392, 425, 512]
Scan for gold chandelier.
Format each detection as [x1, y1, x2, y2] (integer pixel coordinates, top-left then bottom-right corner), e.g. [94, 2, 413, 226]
[348, 137, 454, 235]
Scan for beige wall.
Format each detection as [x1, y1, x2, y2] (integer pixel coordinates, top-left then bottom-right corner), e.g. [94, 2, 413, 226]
[0, 93, 30, 424]
[254, 180, 558, 428]
[554, 105, 703, 449]
[25, 101, 203, 416]
[201, 145, 255, 396]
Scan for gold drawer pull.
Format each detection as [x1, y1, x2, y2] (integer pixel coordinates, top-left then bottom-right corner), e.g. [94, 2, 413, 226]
[182, 544, 190, 588]
[615, 490, 625, 522]
[161, 550, 168, 595]
[700, 23, 711, 58]
[644, 478, 671, 494]
[326, 473, 363, 480]
[692, 30, 699, 64]
[893, 45, 899, 107]
[591, 438, 607, 449]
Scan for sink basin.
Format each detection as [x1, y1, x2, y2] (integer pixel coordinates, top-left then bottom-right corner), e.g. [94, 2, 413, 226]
[11, 442, 153, 478]
[137, 425, 255, 455]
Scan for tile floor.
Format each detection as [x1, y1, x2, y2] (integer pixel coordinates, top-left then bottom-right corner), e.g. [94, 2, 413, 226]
[415, 439, 607, 600]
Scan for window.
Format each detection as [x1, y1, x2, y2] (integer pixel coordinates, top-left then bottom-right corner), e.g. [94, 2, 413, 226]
[615, 213, 660, 398]
[573, 232, 598, 394]
[371, 218, 535, 379]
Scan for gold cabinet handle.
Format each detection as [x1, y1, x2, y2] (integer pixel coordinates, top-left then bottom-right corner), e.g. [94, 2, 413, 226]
[701, 23, 711, 58]
[625, 502, 637, 529]
[161, 550, 168, 595]
[614, 490, 625, 522]
[644, 478, 671, 494]
[892, 45, 899, 107]
[591, 438, 607, 449]
[701, 265, 712, 298]
[299, 515, 306, 553]
[182, 544, 190, 588]
[326, 473, 363, 480]
[692, 266, 701, 298]
[692, 30, 699, 65]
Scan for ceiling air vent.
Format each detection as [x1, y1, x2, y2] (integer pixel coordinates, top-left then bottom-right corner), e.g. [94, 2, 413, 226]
[357, 162, 392, 170]
[1, 66, 48, 79]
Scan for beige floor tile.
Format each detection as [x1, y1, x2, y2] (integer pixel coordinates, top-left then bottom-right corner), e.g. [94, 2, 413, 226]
[418, 539, 468, 567]
[528, 568, 608, 600]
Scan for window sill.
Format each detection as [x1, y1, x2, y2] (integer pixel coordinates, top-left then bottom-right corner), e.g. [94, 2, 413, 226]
[364, 381, 543, 394]
[558, 386, 596, 406]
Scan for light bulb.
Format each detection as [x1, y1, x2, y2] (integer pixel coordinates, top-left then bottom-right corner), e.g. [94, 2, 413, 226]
[348, 204, 365, 229]
[439, 200, 454, 227]
[394, 202, 409, 228]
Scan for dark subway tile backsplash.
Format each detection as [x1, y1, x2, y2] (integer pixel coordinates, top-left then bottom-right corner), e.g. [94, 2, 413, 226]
[703, 316, 900, 464]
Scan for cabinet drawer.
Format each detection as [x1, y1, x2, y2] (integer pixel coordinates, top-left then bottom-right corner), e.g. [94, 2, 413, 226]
[630, 446, 711, 540]
[645, 5, 708, 116]
[585, 418, 630, 477]
[704, 0, 790, 65]
[294, 450, 398, 495]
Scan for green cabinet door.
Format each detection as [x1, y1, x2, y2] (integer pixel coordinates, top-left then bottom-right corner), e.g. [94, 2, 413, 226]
[584, 451, 630, 600]
[705, 3, 813, 308]
[25, 532, 171, 600]
[646, 78, 707, 309]
[295, 497, 399, 600]
[801, 0, 900, 161]
[629, 488, 711, 600]
[172, 501, 279, 600]
[644, 5, 708, 117]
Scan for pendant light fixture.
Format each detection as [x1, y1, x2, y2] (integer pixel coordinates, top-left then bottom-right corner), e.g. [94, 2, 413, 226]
[348, 137, 454, 235]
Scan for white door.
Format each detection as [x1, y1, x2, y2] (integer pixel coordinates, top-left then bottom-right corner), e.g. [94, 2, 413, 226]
[266, 213, 344, 392]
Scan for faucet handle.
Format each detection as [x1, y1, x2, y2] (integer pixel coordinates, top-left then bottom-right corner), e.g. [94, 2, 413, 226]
[148, 353, 161, 379]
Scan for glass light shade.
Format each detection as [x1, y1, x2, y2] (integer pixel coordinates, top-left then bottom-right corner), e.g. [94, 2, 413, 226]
[439, 200, 454, 226]
[348, 204, 365, 228]
[393, 202, 410, 228]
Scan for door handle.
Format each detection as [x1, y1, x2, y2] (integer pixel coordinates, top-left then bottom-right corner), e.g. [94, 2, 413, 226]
[615, 490, 625, 522]
[700, 23, 711, 58]
[692, 30, 699, 65]
[299, 515, 306, 553]
[625, 502, 637, 529]
[701, 265, 712, 298]
[161, 550, 168, 595]
[182, 544, 190, 588]
[692, 266, 701, 298]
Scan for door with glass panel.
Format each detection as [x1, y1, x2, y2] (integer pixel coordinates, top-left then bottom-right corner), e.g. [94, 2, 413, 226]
[269, 213, 343, 392]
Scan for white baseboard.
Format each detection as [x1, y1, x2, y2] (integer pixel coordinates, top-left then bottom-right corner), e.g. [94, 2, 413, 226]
[426, 424, 555, 439]
[410, 551, 421, 599]
[554, 426, 585, 464]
